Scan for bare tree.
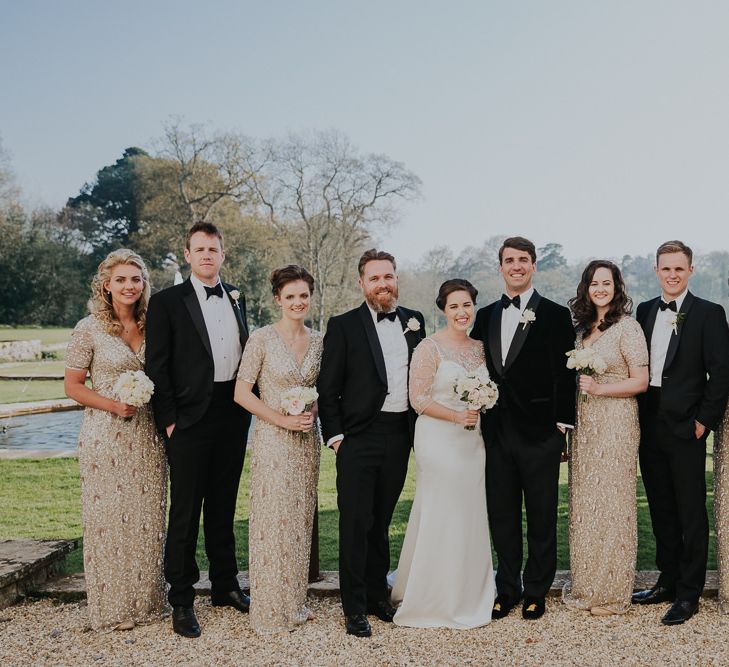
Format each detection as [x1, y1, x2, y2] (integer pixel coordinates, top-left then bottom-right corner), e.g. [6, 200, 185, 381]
[247, 130, 422, 328]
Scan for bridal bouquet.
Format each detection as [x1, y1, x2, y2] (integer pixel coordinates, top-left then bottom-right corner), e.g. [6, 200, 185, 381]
[280, 386, 319, 416]
[113, 370, 155, 407]
[454, 371, 499, 430]
[566, 348, 608, 402]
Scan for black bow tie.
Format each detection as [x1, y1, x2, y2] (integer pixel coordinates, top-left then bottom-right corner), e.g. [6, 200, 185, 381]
[204, 283, 224, 300]
[659, 300, 677, 312]
[501, 294, 521, 309]
[377, 311, 398, 322]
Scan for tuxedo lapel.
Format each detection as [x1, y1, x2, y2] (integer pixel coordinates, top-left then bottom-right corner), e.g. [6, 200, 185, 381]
[223, 283, 249, 349]
[504, 290, 542, 371]
[663, 291, 695, 372]
[358, 302, 388, 386]
[488, 305, 504, 377]
[396, 306, 418, 362]
[642, 298, 660, 348]
[182, 279, 213, 359]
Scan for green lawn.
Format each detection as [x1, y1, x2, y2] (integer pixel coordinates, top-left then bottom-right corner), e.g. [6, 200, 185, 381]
[0, 380, 68, 404]
[0, 360, 66, 376]
[0, 327, 72, 345]
[0, 451, 718, 573]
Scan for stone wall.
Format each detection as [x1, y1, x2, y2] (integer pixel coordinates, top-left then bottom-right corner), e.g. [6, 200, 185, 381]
[0, 340, 42, 363]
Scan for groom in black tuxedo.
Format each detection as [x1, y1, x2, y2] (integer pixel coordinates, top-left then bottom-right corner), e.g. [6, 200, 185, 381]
[470, 236, 575, 621]
[146, 222, 251, 638]
[318, 249, 425, 638]
[632, 240, 729, 625]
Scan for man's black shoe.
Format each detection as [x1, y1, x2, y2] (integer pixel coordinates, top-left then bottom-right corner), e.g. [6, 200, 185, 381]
[522, 597, 546, 620]
[367, 600, 396, 623]
[631, 586, 675, 605]
[211, 589, 250, 613]
[661, 599, 699, 626]
[491, 594, 518, 620]
[345, 614, 372, 637]
[172, 606, 201, 638]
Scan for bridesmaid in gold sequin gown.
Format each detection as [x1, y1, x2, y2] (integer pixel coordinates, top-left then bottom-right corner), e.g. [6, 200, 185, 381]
[714, 402, 729, 612]
[64, 250, 167, 631]
[235, 265, 323, 634]
[562, 261, 649, 615]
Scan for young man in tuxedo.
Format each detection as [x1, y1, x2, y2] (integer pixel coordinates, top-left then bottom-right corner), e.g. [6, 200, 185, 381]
[146, 222, 251, 638]
[632, 240, 729, 625]
[470, 236, 575, 621]
[317, 249, 425, 637]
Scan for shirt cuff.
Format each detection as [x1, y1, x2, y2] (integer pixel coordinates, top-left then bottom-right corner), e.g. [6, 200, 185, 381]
[326, 434, 344, 448]
[557, 422, 574, 430]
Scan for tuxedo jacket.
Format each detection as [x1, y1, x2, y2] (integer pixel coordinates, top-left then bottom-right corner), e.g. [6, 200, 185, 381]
[636, 292, 729, 439]
[145, 278, 249, 432]
[470, 290, 576, 441]
[317, 302, 426, 442]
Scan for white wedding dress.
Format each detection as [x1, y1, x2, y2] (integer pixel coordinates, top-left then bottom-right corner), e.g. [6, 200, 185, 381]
[391, 337, 495, 628]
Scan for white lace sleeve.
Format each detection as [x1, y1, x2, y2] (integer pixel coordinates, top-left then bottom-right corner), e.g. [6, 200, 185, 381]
[409, 338, 440, 415]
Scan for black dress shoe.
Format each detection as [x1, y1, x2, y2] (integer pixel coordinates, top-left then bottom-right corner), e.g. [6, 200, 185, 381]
[491, 594, 519, 620]
[661, 599, 699, 626]
[345, 614, 372, 637]
[367, 600, 397, 623]
[631, 586, 676, 605]
[172, 606, 201, 638]
[522, 597, 546, 620]
[211, 589, 250, 613]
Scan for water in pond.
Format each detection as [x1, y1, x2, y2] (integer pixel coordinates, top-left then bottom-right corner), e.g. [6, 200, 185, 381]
[0, 410, 83, 454]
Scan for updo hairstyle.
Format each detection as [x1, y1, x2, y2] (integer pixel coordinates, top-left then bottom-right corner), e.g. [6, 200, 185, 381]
[270, 265, 315, 297]
[436, 279, 478, 311]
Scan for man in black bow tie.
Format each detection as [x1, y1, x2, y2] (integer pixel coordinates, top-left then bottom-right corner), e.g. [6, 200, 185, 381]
[146, 222, 252, 638]
[632, 240, 729, 625]
[318, 249, 425, 637]
[470, 237, 575, 621]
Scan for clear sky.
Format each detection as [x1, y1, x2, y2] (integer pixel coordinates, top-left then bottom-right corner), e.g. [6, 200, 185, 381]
[2, 0, 729, 263]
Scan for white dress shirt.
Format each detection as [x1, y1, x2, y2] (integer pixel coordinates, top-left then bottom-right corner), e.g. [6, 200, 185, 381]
[649, 289, 687, 387]
[500, 287, 534, 366]
[368, 305, 410, 413]
[190, 273, 242, 382]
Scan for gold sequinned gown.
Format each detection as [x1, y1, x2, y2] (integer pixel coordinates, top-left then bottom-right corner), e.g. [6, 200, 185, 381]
[714, 401, 729, 613]
[237, 325, 323, 634]
[66, 316, 167, 631]
[562, 316, 648, 613]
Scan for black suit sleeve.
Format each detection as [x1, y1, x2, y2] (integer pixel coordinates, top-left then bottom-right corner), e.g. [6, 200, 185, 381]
[317, 316, 347, 442]
[145, 293, 176, 430]
[470, 308, 484, 341]
[697, 303, 729, 431]
[415, 311, 426, 341]
[551, 305, 577, 426]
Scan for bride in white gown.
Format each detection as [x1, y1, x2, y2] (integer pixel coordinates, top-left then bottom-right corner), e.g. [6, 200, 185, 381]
[391, 279, 495, 629]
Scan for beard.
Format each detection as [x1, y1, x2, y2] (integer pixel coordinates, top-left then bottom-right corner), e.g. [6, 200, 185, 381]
[364, 284, 399, 313]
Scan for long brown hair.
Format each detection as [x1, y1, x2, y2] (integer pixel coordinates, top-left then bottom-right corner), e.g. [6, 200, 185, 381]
[569, 260, 632, 335]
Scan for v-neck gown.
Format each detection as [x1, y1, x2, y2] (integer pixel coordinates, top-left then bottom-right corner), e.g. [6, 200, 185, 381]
[66, 315, 167, 630]
[237, 324, 324, 634]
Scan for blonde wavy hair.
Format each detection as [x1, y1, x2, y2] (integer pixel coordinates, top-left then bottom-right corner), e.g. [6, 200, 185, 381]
[88, 249, 151, 335]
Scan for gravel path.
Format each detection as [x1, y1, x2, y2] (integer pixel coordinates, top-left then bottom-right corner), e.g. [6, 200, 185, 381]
[2, 596, 729, 666]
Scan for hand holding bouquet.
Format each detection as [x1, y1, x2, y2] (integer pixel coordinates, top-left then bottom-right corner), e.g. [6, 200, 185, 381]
[453, 371, 499, 430]
[566, 348, 607, 402]
[113, 370, 155, 413]
[280, 386, 318, 433]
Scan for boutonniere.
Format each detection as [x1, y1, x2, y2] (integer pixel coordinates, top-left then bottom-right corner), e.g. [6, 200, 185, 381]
[228, 289, 241, 307]
[520, 308, 536, 330]
[668, 311, 685, 335]
[403, 317, 421, 335]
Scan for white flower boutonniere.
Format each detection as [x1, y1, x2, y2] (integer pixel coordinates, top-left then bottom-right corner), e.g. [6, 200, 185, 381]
[229, 289, 241, 307]
[520, 308, 536, 330]
[403, 317, 421, 335]
[668, 311, 685, 335]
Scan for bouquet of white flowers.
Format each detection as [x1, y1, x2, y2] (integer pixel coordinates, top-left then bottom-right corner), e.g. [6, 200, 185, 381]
[113, 370, 155, 407]
[280, 386, 319, 416]
[453, 370, 499, 430]
[566, 347, 608, 402]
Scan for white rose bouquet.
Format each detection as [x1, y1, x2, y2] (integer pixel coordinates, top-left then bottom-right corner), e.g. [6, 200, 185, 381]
[453, 370, 499, 430]
[113, 370, 155, 408]
[280, 386, 319, 416]
[566, 348, 608, 402]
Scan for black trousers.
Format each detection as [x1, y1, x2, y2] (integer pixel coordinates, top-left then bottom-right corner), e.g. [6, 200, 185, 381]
[336, 411, 411, 616]
[165, 380, 250, 607]
[486, 410, 563, 603]
[639, 387, 708, 602]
